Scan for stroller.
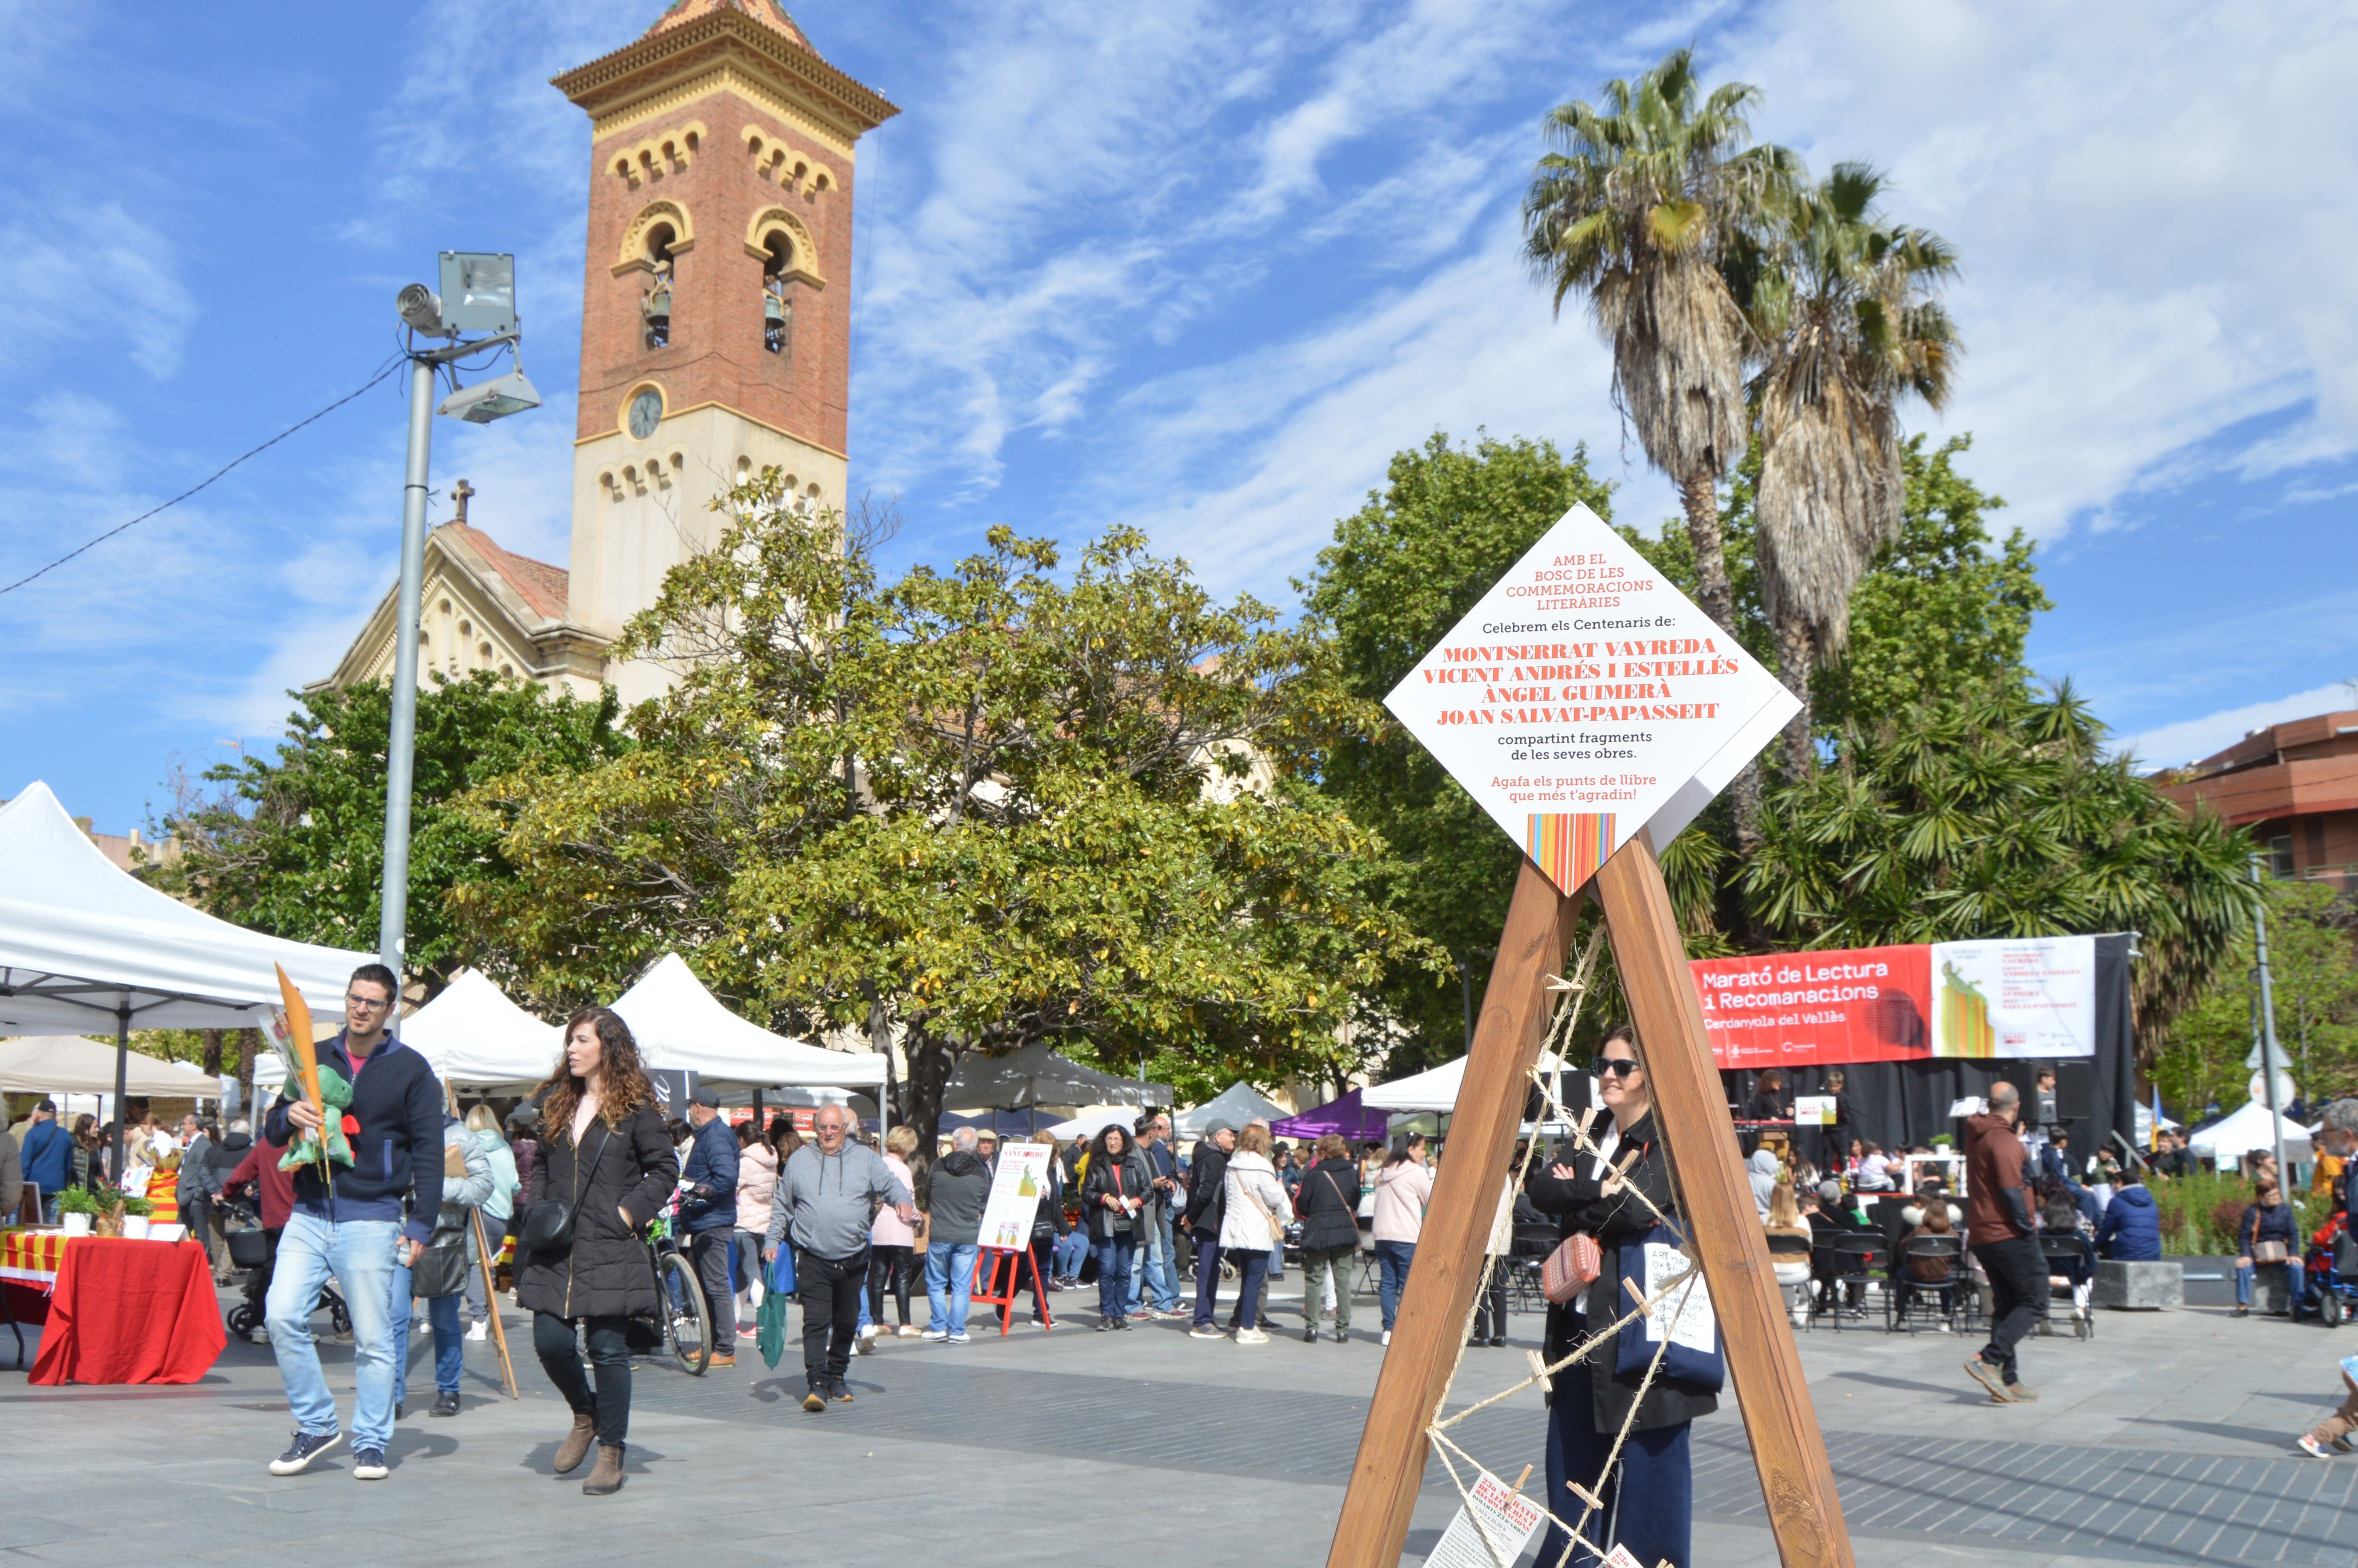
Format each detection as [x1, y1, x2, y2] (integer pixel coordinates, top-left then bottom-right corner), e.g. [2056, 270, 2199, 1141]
[2298, 1212, 2358, 1328]
[220, 1196, 350, 1342]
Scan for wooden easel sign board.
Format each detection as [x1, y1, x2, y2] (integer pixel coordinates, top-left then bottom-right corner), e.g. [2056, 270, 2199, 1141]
[1326, 504, 1854, 1568]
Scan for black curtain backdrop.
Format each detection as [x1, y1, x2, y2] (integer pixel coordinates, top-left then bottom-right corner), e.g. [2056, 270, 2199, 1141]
[1721, 934, 2136, 1161]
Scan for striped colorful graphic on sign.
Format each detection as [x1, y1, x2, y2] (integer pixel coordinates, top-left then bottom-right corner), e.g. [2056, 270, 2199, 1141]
[1525, 812, 1615, 893]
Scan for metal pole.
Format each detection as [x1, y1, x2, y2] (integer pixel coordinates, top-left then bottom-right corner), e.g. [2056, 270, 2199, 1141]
[2252, 856, 2291, 1189]
[110, 997, 131, 1187]
[378, 357, 436, 988]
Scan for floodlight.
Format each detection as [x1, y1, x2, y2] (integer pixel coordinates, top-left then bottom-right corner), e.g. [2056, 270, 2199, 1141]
[396, 283, 445, 335]
[437, 252, 517, 335]
[436, 368, 543, 424]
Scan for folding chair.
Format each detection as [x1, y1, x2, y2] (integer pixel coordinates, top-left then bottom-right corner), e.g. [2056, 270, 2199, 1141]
[1887, 1235, 1963, 1334]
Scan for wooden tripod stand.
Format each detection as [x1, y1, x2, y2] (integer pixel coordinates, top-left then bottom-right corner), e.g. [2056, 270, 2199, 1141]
[1323, 833, 1854, 1567]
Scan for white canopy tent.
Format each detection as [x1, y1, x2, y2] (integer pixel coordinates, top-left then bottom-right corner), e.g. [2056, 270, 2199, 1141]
[610, 953, 888, 1091]
[396, 968, 563, 1092]
[0, 782, 371, 1167]
[1173, 1081, 1289, 1139]
[1363, 1051, 1575, 1113]
[0, 1035, 216, 1098]
[1045, 1106, 1145, 1141]
[2188, 1099, 2313, 1167]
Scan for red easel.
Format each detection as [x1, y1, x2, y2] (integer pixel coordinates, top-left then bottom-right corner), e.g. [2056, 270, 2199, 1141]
[971, 1245, 1052, 1335]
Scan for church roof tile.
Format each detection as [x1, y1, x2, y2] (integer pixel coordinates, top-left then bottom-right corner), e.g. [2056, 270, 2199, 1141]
[447, 522, 570, 622]
[643, 0, 812, 51]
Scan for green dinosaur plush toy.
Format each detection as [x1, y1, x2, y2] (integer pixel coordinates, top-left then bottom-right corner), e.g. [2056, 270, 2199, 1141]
[278, 1063, 357, 1174]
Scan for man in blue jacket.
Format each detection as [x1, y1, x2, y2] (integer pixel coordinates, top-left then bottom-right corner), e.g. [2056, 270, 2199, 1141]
[19, 1101, 70, 1221]
[2094, 1172, 2162, 1261]
[261, 963, 445, 1482]
[679, 1088, 740, 1367]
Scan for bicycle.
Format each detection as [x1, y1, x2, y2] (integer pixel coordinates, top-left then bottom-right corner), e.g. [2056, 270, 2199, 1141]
[644, 1216, 711, 1376]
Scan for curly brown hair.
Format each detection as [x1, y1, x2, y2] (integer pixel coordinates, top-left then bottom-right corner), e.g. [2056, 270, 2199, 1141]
[536, 1008, 655, 1144]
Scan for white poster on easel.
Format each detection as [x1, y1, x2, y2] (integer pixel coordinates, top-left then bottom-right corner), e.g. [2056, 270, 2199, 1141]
[977, 1142, 1053, 1250]
[1425, 1472, 1547, 1568]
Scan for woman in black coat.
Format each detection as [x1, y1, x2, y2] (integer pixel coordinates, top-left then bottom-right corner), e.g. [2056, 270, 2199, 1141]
[1292, 1133, 1361, 1343]
[1526, 1024, 1714, 1568]
[1080, 1125, 1151, 1329]
[515, 1008, 678, 1496]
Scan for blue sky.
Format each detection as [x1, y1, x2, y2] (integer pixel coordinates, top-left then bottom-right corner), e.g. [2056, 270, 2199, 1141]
[5, 0, 2356, 835]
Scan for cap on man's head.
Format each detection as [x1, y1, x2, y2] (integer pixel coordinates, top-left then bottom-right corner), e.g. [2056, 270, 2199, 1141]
[1205, 1121, 1234, 1140]
[687, 1086, 721, 1109]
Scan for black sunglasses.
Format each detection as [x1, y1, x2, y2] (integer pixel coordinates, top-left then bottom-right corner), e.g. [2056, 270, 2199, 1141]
[1592, 1056, 1642, 1078]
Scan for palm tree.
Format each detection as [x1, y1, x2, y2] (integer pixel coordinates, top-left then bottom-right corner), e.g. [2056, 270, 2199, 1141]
[1748, 163, 1960, 777]
[1521, 49, 1796, 641]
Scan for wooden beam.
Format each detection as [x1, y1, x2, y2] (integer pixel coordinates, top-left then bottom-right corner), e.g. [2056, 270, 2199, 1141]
[1326, 857, 1583, 1568]
[1593, 829, 1854, 1568]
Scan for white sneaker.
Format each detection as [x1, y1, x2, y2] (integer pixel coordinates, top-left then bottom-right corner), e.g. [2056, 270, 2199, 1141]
[1381, 1330, 1392, 1347]
[465, 1320, 488, 1342]
[1235, 1327, 1270, 1345]
[947, 1332, 971, 1345]
[921, 1328, 949, 1342]
[858, 1324, 878, 1352]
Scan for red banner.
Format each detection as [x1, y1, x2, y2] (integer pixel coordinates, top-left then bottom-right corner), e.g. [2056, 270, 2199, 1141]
[1691, 944, 1933, 1068]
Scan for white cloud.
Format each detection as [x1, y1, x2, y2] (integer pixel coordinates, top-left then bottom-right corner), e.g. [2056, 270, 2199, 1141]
[2118, 681, 2358, 772]
[1711, 0, 2358, 539]
[0, 197, 196, 380]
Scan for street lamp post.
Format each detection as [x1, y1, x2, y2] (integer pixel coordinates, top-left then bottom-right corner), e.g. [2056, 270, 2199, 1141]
[376, 253, 540, 994]
[2250, 855, 2292, 1192]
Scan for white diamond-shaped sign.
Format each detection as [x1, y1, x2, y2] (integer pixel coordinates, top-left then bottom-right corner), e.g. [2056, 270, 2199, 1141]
[1382, 502, 1798, 895]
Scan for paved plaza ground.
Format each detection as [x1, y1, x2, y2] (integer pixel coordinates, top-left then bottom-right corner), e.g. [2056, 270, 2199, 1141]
[4, 1269, 2355, 1566]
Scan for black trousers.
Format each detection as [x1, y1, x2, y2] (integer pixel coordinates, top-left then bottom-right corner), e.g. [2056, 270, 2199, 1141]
[799, 1247, 867, 1388]
[1971, 1236, 2046, 1383]
[534, 1312, 631, 1447]
[867, 1244, 915, 1327]
[1470, 1266, 1510, 1340]
[686, 1231, 735, 1352]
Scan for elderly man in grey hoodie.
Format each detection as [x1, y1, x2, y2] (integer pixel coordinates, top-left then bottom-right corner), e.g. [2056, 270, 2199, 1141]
[765, 1104, 915, 1412]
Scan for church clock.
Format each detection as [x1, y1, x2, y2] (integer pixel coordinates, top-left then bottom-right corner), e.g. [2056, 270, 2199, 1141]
[626, 388, 663, 440]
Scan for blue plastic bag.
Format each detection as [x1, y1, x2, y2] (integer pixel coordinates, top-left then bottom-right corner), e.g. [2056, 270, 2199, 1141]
[767, 1247, 796, 1296]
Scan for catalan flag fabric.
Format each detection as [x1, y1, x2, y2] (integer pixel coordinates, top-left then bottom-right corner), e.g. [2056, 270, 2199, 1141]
[0, 1228, 68, 1287]
[1526, 812, 1615, 894]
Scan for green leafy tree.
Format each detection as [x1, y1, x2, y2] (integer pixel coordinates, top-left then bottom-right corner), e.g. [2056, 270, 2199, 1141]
[1744, 680, 2256, 1064]
[2157, 879, 2358, 1116]
[1295, 432, 1619, 1072]
[1747, 163, 1961, 775]
[453, 476, 1439, 1139]
[154, 672, 629, 998]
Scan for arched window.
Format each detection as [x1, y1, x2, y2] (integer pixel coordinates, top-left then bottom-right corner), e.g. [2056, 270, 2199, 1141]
[761, 234, 794, 357]
[642, 223, 676, 350]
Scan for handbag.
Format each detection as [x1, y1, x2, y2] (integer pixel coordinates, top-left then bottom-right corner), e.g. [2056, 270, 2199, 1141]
[1613, 1222, 1724, 1392]
[516, 1120, 608, 1256]
[2253, 1238, 2290, 1265]
[1106, 1165, 1134, 1235]
[408, 1227, 470, 1298]
[1238, 1176, 1287, 1244]
[1543, 1232, 1603, 1304]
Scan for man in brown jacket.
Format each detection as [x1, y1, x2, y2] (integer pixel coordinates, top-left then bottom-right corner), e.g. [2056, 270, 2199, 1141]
[1963, 1082, 2044, 1402]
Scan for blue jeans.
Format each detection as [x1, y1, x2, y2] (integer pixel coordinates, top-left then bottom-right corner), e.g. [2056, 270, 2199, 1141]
[926, 1241, 978, 1335]
[1129, 1209, 1181, 1312]
[1375, 1239, 1416, 1330]
[1052, 1229, 1090, 1278]
[1095, 1235, 1135, 1320]
[265, 1213, 400, 1452]
[390, 1261, 464, 1407]
[1192, 1229, 1224, 1328]
[1235, 1246, 1271, 1331]
[1543, 1355, 1692, 1568]
[2237, 1260, 2292, 1307]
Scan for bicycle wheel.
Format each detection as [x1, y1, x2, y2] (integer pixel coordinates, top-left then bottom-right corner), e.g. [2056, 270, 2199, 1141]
[658, 1251, 711, 1375]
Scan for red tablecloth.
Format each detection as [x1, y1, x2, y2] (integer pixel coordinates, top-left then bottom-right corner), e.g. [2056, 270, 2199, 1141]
[29, 1237, 224, 1385]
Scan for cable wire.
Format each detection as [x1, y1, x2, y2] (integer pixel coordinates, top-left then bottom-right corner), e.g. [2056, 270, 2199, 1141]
[0, 355, 408, 596]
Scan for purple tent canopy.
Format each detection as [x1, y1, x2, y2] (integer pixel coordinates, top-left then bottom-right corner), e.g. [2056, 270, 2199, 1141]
[1270, 1087, 1390, 1144]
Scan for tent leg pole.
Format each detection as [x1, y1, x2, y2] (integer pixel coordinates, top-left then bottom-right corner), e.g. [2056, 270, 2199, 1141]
[111, 999, 131, 1185]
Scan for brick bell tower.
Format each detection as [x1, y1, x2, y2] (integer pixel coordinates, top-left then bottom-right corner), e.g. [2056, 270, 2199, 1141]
[554, 0, 895, 705]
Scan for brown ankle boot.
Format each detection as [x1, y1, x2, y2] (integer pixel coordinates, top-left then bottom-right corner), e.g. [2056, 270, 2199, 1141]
[581, 1443, 626, 1496]
[553, 1412, 597, 1474]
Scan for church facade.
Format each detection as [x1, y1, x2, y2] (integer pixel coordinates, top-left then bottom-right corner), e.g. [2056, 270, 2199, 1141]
[322, 0, 895, 706]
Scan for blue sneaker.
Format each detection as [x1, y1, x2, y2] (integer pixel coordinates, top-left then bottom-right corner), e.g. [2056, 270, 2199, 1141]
[352, 1447, 388, 1480]
[268, 1430, 343, 1476]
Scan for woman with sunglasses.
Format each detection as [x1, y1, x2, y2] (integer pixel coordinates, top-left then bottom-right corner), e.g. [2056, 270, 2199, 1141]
[1526, 1024, 1715, 1568]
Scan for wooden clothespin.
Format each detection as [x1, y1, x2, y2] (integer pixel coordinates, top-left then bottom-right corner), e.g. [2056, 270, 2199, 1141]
[1543, 972, 1583, 993]
[1511, 1463, 1534, 1494]
[1623, 1276, 1652, 1317]
[1526, 1350, 1553, 1393]
[1567, 1479, 1602, 1510]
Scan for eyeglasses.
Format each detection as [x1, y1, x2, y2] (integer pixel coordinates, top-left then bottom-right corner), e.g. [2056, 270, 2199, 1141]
[1592, 1057, 1642, 1078]
[344, 993, 392, 1012]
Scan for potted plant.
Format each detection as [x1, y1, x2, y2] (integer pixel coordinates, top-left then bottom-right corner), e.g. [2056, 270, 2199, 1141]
[54, 1187, 102, 1237]
[116, 1192, 155, 1240]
